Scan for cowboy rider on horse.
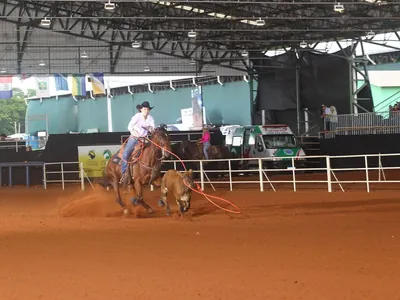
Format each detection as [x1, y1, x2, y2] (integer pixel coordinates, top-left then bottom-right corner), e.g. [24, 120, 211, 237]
[120, 101, 155, 184]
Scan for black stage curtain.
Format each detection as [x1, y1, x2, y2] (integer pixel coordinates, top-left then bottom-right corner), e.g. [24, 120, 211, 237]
[251, 47, 373, 134]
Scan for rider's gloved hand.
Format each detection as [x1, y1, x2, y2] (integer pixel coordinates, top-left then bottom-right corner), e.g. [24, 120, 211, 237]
[142, 126, 153, 132]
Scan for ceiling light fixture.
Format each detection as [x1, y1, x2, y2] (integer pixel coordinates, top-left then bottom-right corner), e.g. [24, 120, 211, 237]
[299, 41, 308, 48]
[80, 51, 88, 59]
[241, 50, 249, 57]
[131, 41, 141, 48]
[144, 65, 150, 72]
[333, 2, 344, 13]
[41, 18, 51, 27]
[366, 30, 375, 39]
[188, 30, 197, 38]
[39, 60, 46, 66]
[104, 0, 115, 10]
[255, 18, 265, 26]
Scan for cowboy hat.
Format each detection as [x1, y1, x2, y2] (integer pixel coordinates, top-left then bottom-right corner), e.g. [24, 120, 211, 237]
[136, 101, 154, 110]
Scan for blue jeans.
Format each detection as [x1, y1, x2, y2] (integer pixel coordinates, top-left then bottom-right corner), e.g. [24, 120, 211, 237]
[203, 142, 210, 159]
[121, 137, 139, 174]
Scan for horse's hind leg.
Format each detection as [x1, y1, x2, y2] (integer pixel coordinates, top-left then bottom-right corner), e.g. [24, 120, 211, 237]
[112, 179, 127, 213]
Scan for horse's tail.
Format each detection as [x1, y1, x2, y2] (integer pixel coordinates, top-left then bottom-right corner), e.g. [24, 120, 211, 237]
[96, 159, 113, 189]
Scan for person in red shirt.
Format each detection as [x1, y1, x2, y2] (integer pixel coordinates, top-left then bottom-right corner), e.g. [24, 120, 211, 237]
[199, 127, 211, 159]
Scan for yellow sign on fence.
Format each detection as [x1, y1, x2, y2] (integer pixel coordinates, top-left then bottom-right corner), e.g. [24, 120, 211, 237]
[78, 145, 121, 178]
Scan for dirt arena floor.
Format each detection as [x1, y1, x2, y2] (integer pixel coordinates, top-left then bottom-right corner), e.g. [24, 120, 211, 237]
[1, 183, 400, 300]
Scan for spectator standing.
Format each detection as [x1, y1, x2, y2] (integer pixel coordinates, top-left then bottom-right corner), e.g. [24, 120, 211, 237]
[321, 104, 332, 131]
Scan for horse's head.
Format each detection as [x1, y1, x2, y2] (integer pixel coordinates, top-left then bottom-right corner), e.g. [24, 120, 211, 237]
[151, 124, 171, 159]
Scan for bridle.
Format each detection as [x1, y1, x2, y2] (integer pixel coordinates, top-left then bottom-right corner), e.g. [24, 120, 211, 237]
[137, 127, 169, 169]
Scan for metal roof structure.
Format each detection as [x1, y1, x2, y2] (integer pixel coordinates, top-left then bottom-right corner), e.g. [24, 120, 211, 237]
[0, 0, 399, 75]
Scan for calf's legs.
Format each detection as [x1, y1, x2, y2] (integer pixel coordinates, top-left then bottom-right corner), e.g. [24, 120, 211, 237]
[158, 186, 172, 216]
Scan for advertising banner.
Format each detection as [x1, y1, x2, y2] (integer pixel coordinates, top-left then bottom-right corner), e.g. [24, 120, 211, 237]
[191, 86, 203, 129]
[181, 108, 193, 127]
[78, 145, 120, 178]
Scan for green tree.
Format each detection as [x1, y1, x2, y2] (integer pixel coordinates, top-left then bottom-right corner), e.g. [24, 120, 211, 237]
[0, 88, 31, 136]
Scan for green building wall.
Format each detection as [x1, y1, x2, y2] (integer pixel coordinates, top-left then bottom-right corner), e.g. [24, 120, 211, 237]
[25, 80, 252, 134]
[370, 85, 400, 112]
[357, 81, 400, 112]
[25, 96, 78, 134]
[77, 97, 108, 132]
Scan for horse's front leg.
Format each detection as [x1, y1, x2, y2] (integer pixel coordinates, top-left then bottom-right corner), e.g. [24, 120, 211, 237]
[131, 179, 154, 214]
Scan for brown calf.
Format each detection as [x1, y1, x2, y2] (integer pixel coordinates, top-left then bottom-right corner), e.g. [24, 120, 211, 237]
[158, 169, 194, 216]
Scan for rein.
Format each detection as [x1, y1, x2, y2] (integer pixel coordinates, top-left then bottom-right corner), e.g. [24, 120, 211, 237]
[132, 133, 166, 176]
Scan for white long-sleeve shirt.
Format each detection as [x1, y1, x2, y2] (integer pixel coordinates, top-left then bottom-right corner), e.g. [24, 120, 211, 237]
[127, 113, 155, 137]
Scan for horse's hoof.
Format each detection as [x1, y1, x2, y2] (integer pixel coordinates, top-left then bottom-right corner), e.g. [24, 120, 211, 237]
[147, 209, 154, 214]
[166, 212, 171, 216]
[123, 209, 129, 215]
[158, 200, 165, 207]
[131, 197, 140, 206]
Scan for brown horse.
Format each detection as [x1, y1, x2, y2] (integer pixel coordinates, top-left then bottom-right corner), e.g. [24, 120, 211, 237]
[179, 141, 232, 178]
[103, 124, 172, 215]
[180, 140, 230, 161]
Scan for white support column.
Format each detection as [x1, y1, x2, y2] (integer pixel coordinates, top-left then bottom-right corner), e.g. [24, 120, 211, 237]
[107, 86, 113, 132]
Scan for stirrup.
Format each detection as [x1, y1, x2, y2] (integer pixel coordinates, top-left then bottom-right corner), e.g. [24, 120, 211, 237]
[119, 172, 127, 184]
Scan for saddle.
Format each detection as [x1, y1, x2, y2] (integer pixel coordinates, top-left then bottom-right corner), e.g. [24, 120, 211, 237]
[197, 143, 217, 160]
[111, 141, 147, 165]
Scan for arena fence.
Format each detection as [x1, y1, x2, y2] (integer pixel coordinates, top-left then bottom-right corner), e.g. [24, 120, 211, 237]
[43, 162, 85, 190]
[161, 153, 400, 193]
[42, 153, 400, 192]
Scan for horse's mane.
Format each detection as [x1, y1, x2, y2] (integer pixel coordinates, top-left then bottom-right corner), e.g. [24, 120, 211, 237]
[157, 123, 167, 131]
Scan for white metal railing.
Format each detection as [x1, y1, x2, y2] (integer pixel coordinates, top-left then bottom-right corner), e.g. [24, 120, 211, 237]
[323, 111, 400, 137]
[43, 162, 85, 190]
[43, 153, 400, 193]
[161, 152, 400, 193]
[0, 140, 26, 152]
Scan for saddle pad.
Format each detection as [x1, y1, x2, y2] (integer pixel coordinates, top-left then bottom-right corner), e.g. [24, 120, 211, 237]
[112, 154, 121, 164]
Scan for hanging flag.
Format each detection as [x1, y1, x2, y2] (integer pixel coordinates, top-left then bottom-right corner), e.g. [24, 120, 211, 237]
[72, 74, 86, 96]
[54, 73, 69, 91]
[35, 76, 50, 98]
[0, 76, 13, 99]
[89, 72, 105, 95]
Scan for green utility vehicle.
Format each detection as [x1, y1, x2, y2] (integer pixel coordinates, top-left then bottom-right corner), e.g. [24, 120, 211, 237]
[225, 124, 306, 169]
